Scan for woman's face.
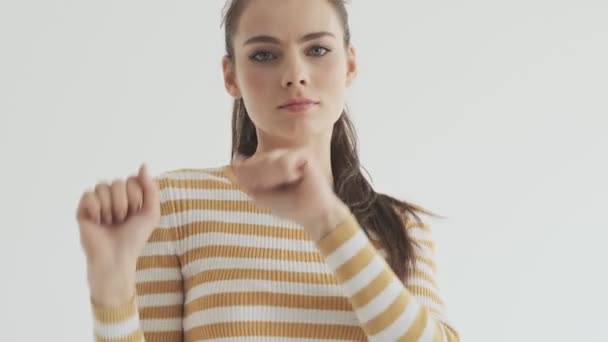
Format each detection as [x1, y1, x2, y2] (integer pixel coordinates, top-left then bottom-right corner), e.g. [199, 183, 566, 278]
[223, 0, 357, 146]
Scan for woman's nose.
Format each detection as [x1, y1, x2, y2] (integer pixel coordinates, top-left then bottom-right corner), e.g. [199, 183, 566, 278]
[285, 79, 307, 87]
[282, 57, 308, 88]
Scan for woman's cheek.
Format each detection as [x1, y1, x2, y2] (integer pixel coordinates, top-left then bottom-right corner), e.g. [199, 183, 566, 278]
[243, 70, 273, 97]
[317, 57, 346, 89]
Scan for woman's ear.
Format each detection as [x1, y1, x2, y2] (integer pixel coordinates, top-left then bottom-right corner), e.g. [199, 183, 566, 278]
[222, 55, 241, 98]
[345, 45, 358, 87]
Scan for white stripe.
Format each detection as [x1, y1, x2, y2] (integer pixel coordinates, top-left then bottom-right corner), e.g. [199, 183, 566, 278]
[185, 279, 344, 304]
[205, 338, 349, 342]
[377, 248, 388, 258]
[158, 209, 301, 229]
[173, 232, 316, 253]
[160, 187, 247, 201]
[408, 278, 445, 314]
[323, 230, 368, 270]
[136, 267, 182, 282]
[356, 278, 403, 323]
[182, 257, 331, 278]
[94, 315, 140, 339]
[140, 318, 183, 331]
[140, 240, 177, 256]
[407, 277, 440, 295]
[411, 295, 445, 318]
[338, 255, 385, 297]
[183, 306, 358, 329]
[418, 318, 437, 342]
[441, 323, 449, 341]
[370, 298, 421, 341]
[137, 293, 183, 307]
[409, 227, 434, 243]
[414, 243, 435, 258]
[163, 170, 229, 182]
[411, 262, 436, 279]
[157, 214, 177, 230]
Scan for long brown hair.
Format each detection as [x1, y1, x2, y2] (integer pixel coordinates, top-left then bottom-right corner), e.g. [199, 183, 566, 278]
[221, 0, 432, 280]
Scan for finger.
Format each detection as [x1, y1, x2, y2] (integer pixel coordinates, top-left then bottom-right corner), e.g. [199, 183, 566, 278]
[233, 149, 291, 190]
[77, 191, 101, 224]
[259, 150, 307, 189]
[126, 176, 143, 215]
[110, 179, 129, 224]
[95, 182, 113, 225]
[138, 164, 160, 213]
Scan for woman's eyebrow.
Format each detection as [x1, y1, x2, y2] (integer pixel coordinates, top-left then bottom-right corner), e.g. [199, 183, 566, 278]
[243, 31, 336, 46]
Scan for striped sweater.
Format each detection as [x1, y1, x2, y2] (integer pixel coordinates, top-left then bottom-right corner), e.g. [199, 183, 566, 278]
[91, 165, 459, 341]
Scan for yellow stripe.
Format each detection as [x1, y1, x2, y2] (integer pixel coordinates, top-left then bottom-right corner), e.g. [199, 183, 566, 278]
[407, 285, 446, 307]
[161, 178, 235, 190]
[95, 329, 143, 342]
[413, 255, 437, 273]
[365, 290, 411, 335]
[136, 279, 182, 295]
[147, 219, 311, 243]
[185, 321, 366, 340]
[138, 331, 182, 342]
[136, 254, 181, 270]
[160, 198, 270, 215]
[416, 239, 436, 251]
[444, 324, 460, 341]
[183, 243, 322, 263]
[406, 220, 431, 231]
[184, 292, 352, 314]
[91, 294, 137, 324]
[315, 213, 359, 255]
[350, 267, 393, 308]
[434, 323, 444, 342]
[410, 269, 439, 285]
[184, 268, 339, 291]
[334, 243, 376, 283]
[139, 304, 183, 319]
[397, 305, 428, 341]
[179, 220, 310, 240]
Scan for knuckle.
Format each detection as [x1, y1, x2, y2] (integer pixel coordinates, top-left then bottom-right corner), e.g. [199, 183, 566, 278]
[114, 206, 128, 218]
[127, 177, 142, 191]
[94, 182, 108, 193]
[111, 178, 125, 188]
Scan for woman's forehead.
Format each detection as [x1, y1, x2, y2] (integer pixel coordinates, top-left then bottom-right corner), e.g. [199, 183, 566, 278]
[234, 0, 341, 44]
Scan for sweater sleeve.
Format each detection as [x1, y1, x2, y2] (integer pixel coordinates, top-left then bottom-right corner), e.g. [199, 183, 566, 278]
[314, 211, 460, 341]
[90, 177, 184, 342]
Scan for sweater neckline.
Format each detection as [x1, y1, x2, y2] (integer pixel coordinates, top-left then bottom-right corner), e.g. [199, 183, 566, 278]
[222, 164, 240, 187]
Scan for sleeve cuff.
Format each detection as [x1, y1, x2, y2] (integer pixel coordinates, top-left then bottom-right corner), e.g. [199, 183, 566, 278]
[91, 293, 138, 324]
[315, 211, 360, 256]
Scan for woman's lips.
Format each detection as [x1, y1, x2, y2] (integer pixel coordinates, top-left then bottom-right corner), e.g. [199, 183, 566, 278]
[279, 99, 319, 113]
[279, 102, 319, 113]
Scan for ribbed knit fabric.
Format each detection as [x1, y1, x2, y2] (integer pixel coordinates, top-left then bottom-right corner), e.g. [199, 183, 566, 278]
[91, 165, 459, 341]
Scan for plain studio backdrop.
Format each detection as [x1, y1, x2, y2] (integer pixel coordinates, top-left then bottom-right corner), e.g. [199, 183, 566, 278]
[1, 0, 606, 341]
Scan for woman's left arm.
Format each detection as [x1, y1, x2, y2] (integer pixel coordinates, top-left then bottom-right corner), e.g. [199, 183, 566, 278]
[308, 209, 460, 342]
[231, 152, 459, 341]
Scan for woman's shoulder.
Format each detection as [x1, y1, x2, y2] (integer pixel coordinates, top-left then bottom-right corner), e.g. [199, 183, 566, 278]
[153, 164, 238, 199]
[154, 164, 234, 186]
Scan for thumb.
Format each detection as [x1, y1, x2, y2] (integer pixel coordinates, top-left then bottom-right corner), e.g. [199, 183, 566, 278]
[138, 163, 160, 213]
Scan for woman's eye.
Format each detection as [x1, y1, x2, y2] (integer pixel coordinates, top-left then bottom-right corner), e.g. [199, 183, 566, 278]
[308, 46, 330, 57]
[251, 51, 276, 62]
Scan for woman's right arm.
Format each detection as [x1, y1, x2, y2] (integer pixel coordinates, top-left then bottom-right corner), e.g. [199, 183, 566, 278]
[77, 165, 184, 341]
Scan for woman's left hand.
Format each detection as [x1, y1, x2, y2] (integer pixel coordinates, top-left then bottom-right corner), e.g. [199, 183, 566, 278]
[231, 148, 351, 240]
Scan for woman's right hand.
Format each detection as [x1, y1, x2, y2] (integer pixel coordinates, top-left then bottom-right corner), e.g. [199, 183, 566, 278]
[76, 164, 161, 307]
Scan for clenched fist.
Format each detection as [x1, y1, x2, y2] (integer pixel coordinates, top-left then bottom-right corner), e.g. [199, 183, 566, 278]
[76, 164, 160, 307]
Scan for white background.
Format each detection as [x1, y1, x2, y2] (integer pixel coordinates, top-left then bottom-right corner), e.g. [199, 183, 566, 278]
[1, 0, 607, 341]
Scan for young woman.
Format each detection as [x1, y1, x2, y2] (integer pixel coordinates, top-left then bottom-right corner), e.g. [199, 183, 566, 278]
[77, 0, 460, 340]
